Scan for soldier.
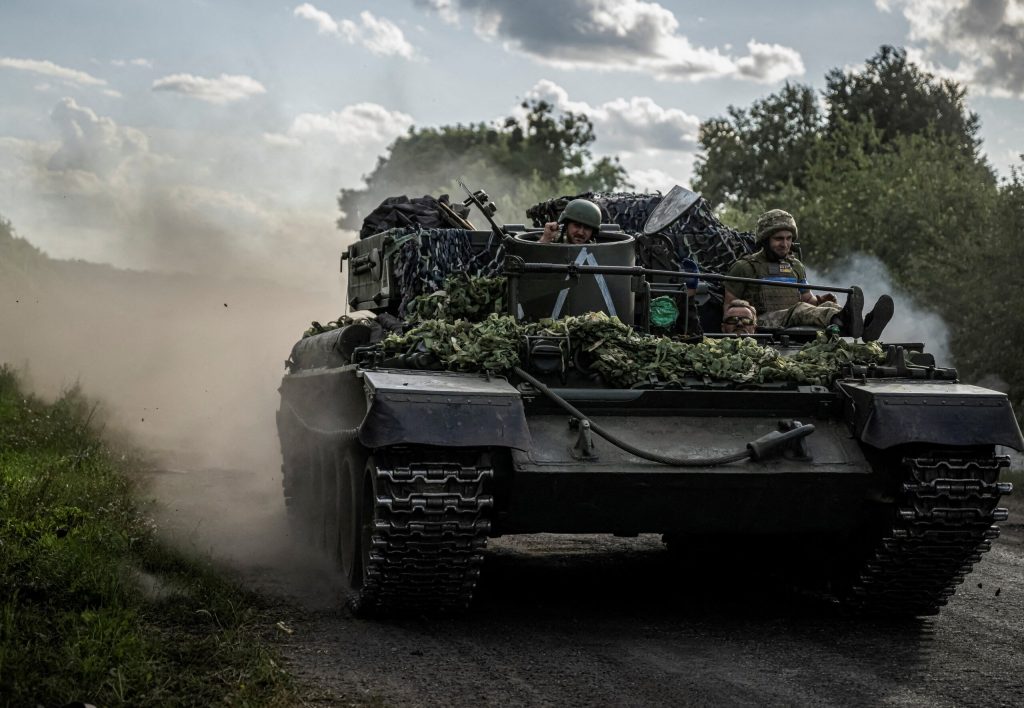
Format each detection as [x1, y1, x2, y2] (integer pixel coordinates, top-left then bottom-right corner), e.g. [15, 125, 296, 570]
[721, 299, 757, 335]
[723, 209, 894, 341]
[539, 199, 602, 245]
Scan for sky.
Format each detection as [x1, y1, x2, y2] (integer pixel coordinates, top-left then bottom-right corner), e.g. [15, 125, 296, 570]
[1, 0, 1022, 288]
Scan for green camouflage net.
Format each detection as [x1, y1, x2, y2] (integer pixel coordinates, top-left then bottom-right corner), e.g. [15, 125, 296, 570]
[381, 311, 885, 387]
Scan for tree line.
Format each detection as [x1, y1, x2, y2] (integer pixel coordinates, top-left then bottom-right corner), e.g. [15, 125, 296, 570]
[337, 46, 1022, 420]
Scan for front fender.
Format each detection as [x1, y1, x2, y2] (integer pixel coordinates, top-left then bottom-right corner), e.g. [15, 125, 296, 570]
[359, 369, 531, 450]
[838, 381, 1023, 451]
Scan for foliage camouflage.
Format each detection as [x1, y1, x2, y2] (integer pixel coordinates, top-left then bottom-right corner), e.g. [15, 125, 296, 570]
[381, 311, 884, 388]
[406, 274, 507, 324]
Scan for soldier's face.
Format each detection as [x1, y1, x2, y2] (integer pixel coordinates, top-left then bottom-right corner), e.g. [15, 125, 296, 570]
[767, 231, 794, 259]
[566, 221, 595, 244]
[722, 307, 757, 334]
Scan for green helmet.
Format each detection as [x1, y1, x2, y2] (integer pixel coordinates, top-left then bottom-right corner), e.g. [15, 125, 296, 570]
[755, 209, 798, 244]
[558, 199, 602, 231]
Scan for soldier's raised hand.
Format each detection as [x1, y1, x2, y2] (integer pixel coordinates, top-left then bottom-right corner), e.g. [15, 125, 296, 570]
[540, 221, 559, 243]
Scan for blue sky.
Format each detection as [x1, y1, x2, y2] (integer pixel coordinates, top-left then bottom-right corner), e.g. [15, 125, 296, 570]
[1, 0, 1021, 287]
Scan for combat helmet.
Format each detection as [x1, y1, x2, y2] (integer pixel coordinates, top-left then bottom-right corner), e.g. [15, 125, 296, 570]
[755, 209, 798, 245]
[558, 199, 602, 231]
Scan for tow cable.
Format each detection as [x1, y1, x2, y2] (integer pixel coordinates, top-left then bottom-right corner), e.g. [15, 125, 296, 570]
[513, 366, 815, 467]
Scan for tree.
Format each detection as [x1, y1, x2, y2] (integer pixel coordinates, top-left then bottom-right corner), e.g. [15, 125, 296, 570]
[336, 99, 627, 231]
[795, 125, 997, 308]
[692, 83, 823, 208]
[824, 45, 982, 159]
[695, 47, 990, 211]
[958, 165, 1024, 417]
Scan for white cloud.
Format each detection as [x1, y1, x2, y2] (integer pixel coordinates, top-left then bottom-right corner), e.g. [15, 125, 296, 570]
[111, 57, 153, 68]
[413, 0, 460, 25]
[515, 80, 701, 192]
[417, 0, 803, 83]
[628, 167, 686, 193]
[880, 0, 1024, 98]
[47, 97, 148, 176]
[264, 103, 414, 146]
[152, 73, 266, 104]
[293, 2, 338, 34]
[522, 80, 700, 152]
[735, 41, 805, 83]
[0, 57, 107, 86]
[293, 4, 416, 59]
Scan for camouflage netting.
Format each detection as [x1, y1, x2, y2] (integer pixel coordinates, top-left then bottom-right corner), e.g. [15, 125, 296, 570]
[380, 228, 504, 316]
[381, 312, 884, 387]
[525, 191, 756, 276]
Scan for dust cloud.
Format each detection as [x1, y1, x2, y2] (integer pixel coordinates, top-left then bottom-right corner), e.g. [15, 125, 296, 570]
[0, 228, 353, 596]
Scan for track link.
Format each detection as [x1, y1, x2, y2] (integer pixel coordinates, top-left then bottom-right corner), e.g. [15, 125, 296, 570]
[850, 453, 1012, 615]
[354, 453, 494, 614]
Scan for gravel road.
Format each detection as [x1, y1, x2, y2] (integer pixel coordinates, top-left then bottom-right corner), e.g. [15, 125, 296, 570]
[148, 468, 1024, 707]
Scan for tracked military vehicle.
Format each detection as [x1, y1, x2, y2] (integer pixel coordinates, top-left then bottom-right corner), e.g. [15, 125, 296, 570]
[277, 185, 1022, 617]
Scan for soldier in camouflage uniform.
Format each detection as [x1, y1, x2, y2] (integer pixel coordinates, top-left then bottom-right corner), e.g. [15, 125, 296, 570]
[724, 209, 893, 341]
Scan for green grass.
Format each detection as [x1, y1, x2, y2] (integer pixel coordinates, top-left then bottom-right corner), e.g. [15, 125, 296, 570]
[0, 365, 296, 707]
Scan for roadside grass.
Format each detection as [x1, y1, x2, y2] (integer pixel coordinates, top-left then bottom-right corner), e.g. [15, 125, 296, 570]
[0, 365, 296, 707]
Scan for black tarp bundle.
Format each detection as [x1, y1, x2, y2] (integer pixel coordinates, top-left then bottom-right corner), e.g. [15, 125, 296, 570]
[359, 194, 471, 240]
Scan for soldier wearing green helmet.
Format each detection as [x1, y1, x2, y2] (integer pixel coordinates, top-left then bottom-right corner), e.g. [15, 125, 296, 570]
[724, 208, 894, 341]
[539, 198, 603, 245]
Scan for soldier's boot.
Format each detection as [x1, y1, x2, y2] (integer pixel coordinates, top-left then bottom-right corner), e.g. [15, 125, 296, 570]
[862, 295, 895, 342]
[832, 287, 865, 339]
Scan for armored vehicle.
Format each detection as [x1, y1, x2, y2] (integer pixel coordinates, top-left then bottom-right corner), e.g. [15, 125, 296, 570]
[277, 186, 1022, 616]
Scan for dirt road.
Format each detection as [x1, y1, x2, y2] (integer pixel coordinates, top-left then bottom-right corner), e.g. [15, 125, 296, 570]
[148, 468, 1024, 707]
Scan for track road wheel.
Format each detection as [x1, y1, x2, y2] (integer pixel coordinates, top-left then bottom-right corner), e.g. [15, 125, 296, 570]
[317, 445, 340, 554]
[335, 446, 367, 585]
[345, 458, 378, 617]
[278, 405, 318, 542]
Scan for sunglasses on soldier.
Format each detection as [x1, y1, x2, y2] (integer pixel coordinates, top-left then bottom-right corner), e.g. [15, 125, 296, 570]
[723, 316, 755, 325]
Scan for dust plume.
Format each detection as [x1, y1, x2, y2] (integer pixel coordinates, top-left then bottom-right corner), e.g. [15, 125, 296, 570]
[0, 224, 353, 601]
[811, 253, 953, 365]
